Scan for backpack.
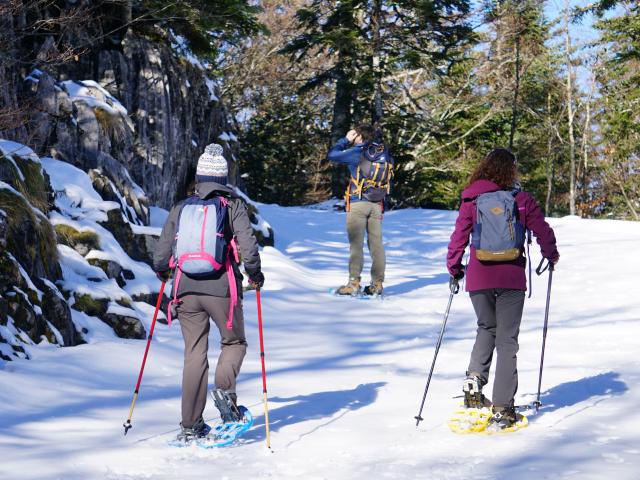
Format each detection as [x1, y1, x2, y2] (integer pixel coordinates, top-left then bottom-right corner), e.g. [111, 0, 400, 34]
[350, 141, 394, 203]
[471, 190, 526, 262]
[167, 195, 239, 329]
[173, 196, 229, 275]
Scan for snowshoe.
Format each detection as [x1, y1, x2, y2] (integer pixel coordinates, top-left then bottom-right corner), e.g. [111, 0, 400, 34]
[448, 406, 492, 434]
[198, 406, 254, 448]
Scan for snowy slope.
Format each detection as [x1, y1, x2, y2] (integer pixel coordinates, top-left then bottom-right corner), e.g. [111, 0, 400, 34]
[0, 204, 638, 480]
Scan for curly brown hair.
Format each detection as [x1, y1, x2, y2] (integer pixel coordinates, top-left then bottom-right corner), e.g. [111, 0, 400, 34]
[468, 148, 518, 189]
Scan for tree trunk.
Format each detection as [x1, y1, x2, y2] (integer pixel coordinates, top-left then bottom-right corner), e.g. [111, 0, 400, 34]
[564, 0, 577, 215]
[509, 33, 521, 150]
[545, 89, 554, 215]
[371, 0, 384, 125]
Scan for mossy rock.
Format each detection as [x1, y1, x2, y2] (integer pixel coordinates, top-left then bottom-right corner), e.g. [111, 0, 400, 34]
[98, 208, 152, 265]
[55, 224, 100, 256]
[103, 313, 146, 339]
[87, 257, 126, 286]
[0, 152, 50, 214]
[115, 297, 132, 308]
[73, 293, 109, 318]
[0, 188, 60, 281]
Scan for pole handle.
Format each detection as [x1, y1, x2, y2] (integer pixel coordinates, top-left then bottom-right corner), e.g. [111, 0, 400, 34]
[536, 258, 555, 276]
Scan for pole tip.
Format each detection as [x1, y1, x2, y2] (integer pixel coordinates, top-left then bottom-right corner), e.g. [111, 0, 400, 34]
[123, 421, 132, 436]
[414, 415, 423, 427]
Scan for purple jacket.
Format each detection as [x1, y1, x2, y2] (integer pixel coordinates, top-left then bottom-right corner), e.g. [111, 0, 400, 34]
[447, 180, 559, 292]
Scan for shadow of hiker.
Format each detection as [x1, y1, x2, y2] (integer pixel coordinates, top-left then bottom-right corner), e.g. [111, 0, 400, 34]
[533, 371, 628, 416]
[242, 382, 386, 444]
[384, 273, 450, 296]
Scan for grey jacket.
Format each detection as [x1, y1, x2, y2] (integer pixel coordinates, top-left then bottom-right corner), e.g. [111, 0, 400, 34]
[153, 182, 261, 298]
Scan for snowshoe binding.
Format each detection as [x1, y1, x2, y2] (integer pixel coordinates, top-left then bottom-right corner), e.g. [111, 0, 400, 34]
[363, 280, 383, 297]
[335, 278, 361, 297]
[211, 389, 243, 423]
[175, 417, 211, 444]
[463, 373, 489, 409]
[485, 405, 528, 433]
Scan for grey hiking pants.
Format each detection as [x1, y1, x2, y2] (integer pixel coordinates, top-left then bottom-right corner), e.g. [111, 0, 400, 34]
[468, 289, 525, 407]
[346, 201, 386, 283]
[176, 294, 247, 428]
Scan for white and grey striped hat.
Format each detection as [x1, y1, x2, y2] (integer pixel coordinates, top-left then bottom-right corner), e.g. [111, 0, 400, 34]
[196, 143, 228, 184]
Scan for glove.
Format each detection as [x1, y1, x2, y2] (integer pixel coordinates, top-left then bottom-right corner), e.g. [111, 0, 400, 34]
[248, 270, 265, 289]
[449, 275, 461, 294]
[156, 270, 170, 282]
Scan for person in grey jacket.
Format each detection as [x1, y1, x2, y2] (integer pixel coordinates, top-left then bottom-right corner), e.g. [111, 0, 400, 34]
[153, 143, 264, 441]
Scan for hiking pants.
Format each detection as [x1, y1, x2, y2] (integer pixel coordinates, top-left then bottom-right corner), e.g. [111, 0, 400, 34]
[176, 294, 247, 428]
[468, 288, 525, 407]
[346, 201, 385, 283]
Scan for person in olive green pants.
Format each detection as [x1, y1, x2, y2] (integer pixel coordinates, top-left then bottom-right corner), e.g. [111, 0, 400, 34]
[346, 200, 386, 292]
[327, 124, 391, 295]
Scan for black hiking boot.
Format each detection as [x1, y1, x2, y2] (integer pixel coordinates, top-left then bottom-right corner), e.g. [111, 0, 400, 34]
[488, 405, 520, 430]
[336, 278, 361, 296]
[211, 389, 243, 424]
[363, 280, 383, 296]
[463, 373, 489, 409]
[176, 416, 211, 443]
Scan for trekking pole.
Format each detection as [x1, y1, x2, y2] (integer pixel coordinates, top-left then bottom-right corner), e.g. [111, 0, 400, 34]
[414, 277, 459, 427]
[533, 259, 554, 412]
[123, 281, 166, 435]
[256, 288, 272, 449]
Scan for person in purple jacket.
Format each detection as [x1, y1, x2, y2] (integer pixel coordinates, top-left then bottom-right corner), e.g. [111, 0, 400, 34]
[446, 148, 559, 429]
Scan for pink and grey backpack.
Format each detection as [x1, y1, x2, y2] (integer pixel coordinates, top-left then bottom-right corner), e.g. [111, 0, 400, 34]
[168, 195, 239, 329]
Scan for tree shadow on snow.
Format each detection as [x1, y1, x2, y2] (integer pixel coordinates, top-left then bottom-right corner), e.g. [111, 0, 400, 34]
[384, 273, 450, 296]
[241, 382, 386, 445]
[531, 371, 627, 417]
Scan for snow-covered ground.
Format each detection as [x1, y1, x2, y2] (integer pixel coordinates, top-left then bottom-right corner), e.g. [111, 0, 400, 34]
[0, 204, 638, 479]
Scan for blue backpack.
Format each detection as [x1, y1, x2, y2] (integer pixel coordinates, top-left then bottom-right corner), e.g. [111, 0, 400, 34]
[167, 195, 239, 329]
[472, 190, 526, 262]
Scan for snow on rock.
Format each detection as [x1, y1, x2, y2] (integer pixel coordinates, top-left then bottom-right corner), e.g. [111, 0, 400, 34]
[60, 80, 129, 117]
[42, 157, 119, 220]
[0, 139, 41, 164]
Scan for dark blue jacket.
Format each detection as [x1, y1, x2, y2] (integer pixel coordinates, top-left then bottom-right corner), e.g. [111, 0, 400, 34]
[327, 138, 367, 203]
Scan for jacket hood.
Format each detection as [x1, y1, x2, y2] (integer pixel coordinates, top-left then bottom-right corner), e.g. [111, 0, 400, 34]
[461, 179, 502, 201]
[196, 181, 235, 199]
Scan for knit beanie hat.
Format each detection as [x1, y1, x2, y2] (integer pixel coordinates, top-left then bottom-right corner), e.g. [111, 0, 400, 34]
[196, 143, 228, 184]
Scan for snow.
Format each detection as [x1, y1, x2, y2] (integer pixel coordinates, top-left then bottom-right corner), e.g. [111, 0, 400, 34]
[0, 139, 41, 164]
[61, 80, 129, 117]
[0, 204, 639, 479]
[42, 157, 119, 219]
[205, 77, 219, 102]
[24, 69, 43, 83]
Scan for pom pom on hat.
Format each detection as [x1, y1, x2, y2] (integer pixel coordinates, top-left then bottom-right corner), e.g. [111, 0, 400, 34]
[196, 143, 228, 184]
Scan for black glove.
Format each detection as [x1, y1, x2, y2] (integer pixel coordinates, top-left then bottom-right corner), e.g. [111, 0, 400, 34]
[156, 270, 170, 282]
[449, 275, 461, 294]
[248, 270, 265, 289]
